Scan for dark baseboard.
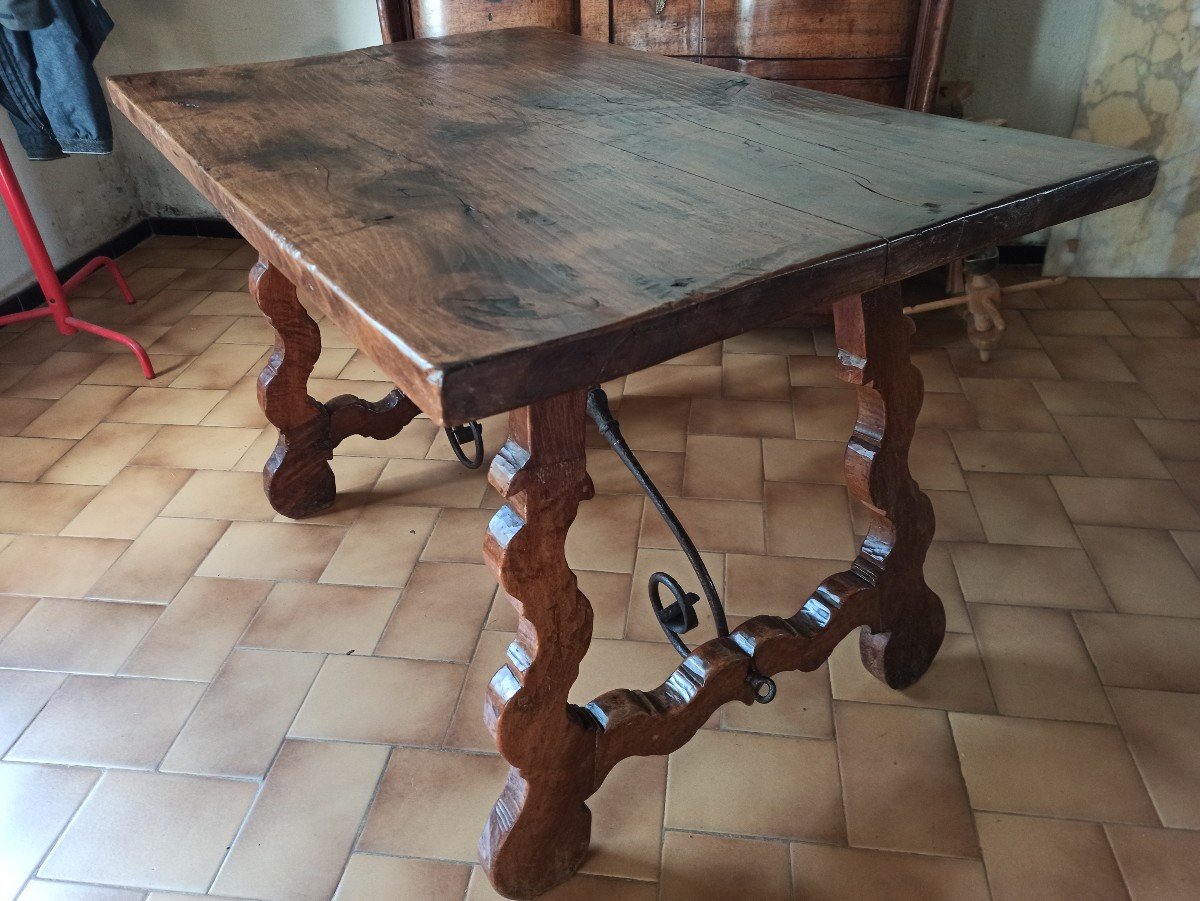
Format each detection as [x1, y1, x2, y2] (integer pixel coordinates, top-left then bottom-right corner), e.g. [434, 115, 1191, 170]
[4, 218, 1050, 319]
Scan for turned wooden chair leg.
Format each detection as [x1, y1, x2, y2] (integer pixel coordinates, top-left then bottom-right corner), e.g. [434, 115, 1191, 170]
[249, 257, 419, 519]
[834, 286, 946, 689]
[479, 389, 599, 900]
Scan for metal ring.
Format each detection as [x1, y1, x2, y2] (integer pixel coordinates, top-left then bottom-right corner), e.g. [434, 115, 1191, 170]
[445, 421, 484, 469]
[749, 674, 777, 704]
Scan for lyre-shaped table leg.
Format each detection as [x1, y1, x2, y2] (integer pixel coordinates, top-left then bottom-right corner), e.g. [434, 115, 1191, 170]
[833, 285, 945, 688]
[479, 389, 599, 899]
[249, 258, 419, 519]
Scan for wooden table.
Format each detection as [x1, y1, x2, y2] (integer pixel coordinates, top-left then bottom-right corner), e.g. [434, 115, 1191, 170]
[109, 28, 1156, 900]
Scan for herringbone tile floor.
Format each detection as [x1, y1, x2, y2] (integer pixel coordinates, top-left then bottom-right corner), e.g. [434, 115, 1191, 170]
[1, 235, 1198, 900]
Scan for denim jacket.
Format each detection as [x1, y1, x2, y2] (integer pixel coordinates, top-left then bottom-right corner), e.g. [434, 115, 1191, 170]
[0, 0, 114, 160]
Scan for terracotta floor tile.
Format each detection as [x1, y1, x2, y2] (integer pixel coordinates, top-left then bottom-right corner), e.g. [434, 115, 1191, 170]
[764, 482, 855, 559]
[9, 674, 204, 768]
[272, 456, 387, 527]
[601, 396, 691, 452]
[333, 855, 471, 901]
[443, 630, 515, 752]
[726, 327, 814, 355]
[290, 654, 465, 745]
[40, 769, 255, 893]
[1075, 612, 1200, 693]
[564, 494, 643, 572]
[39, 422, 159, 485]
[925, 488, 987, 542]
[722, 664, 833, 739]
[0, 762, 100, 900]
[1135, 417, 1200, 461]
[120, 577, 270, 681]
[690, 398, 794, 438]
[1077, 525, 1200, 616]
[1057, 416, 1171, 478]
[905, 429, 965, 491]
[834, 701, 977, 857]
[161, 648, 322, 778]
[146, 316, 237, 356]
[1138, 365, 1200, 419]
[187, 290, 257, 317]
[198, 376, 262, 427]
[1108, 687, 1200, 830]
[5, 352, 106, 400]
[971, 603, 1114, 722]
[422, 508, 499, 566]
[1092, 277, 1193, 303]
[918, 390, 979, 430]
[949, 429, 1081, 476]
[0, 593, 35, 638]
[489, 568, 627, 642]
[132, 424, 261, 470]
[572, 636, 694, 708]
[467, 870, 657, 900]
[1109, 299, 1196, 338]
[169, 266, 248, 293]
[658, 831, 789, 901]
[87, 517, 228, 604]
[641, 496, 765, 555]
[724, 552, 841, 618]
[0, 597, 159, 673]
[949, 713, 1157, 823]
[975, 813, 1127, 901]
[0, 435, 73, 481]
[0, 670, 66, 752]
[762, 437, 843, 485]
[321, 503, 439, 587]
[1052, 475, 1200, 530]
[912, 347, 962, 393]
[587, 446, 683, 498]
[1034, 380, 1161, 418]
[0, 396, 52, 436]
[665, 729, 844, 842]
[579, 754, 666, 881]
[960, 379, 1057, 431]
[786, 355, 841, 389]
[829, 631, 995, 713]
[924, 542, 972, 632]
[790, 843, 989, 901]
[966, 473, 1079, 547]
[18, 385, 132, 439]
[197, 520, 347, 581]
[682, 434, 762, 500]
[1039, 278, 1109, 309]
[1174, 529, 1200, 571]
[950, 346, 1060, 381]
[950, 543, 1110, 610]
[791, 386, 858, 441]
[19, 879, 147, 900]
[372, 457, 489, 507]
[1038, 335, 1137, 382]
[240, 581, 399, 654]
[722, 352, 791, 400]
[161, 469, 278, 522]
[0, 483, 100, 535]
[624, 363, 722, 397]
[358, 746, 508, 860]
[1024, 309, 1130, 337]
[376, 561, 498, 662]
[61, 466, 192, 540]
[109, 386, 226, 426]
[1105, 824, 1200, 901]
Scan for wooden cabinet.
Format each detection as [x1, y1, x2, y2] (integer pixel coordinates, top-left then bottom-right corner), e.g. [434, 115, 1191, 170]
[379, 0, 954, 112]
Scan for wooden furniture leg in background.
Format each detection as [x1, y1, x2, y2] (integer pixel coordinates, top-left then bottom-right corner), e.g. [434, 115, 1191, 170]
[249, 258, 420, 519]
[833, 286, 946, 688]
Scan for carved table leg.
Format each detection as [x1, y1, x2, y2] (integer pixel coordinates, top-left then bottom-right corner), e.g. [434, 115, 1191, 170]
[249, 258, 419, 519]
[833, 285, 946, 689]
[480, 389, 599, 899]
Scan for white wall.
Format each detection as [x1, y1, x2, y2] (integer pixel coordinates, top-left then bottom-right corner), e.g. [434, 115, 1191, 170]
[1, 0, 382, 298]
[942, 0, 1102, 137]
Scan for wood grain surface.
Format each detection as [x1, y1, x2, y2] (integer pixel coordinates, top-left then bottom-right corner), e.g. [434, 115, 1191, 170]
[109, 28, 1155, 424]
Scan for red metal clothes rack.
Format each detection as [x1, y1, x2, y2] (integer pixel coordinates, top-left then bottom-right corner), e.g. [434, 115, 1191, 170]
[0, 138, 154, 378]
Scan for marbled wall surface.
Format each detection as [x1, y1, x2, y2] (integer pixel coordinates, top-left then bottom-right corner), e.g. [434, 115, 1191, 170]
[1046, 0, 1198, 277]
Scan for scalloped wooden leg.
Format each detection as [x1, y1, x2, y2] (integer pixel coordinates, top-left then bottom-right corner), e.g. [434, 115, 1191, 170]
[479, 390, 599, 900]
[834, 286, 945, 690]
[249, 258, 419, 519]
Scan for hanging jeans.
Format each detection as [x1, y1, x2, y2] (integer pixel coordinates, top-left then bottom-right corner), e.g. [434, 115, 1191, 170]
[0, 0, 113, 160]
